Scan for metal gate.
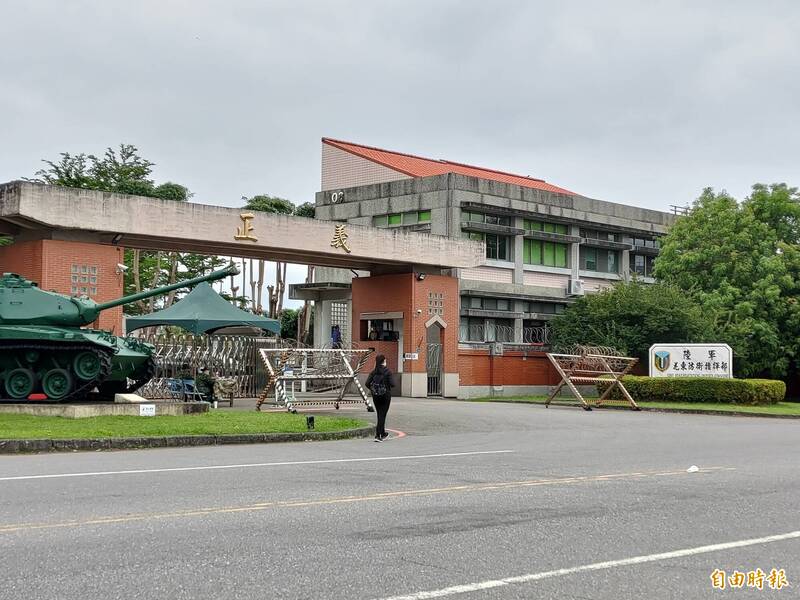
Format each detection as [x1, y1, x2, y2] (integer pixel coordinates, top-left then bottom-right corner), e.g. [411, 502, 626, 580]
[426, 343, 442, 396]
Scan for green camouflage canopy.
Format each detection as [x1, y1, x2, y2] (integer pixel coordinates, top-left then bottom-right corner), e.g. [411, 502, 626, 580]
[125, 282, 280, 335]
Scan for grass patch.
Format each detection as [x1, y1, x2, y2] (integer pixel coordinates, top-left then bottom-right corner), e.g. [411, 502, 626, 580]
[470, 395, 800, 416]
[0, 412, 368, 440]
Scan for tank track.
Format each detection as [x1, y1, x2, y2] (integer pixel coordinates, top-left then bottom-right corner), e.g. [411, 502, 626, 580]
[0, 342, 113, 403]
[125, 356, 156, 393]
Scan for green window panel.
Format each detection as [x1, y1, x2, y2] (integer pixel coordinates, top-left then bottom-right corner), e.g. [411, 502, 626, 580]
[524, 220, 567, 234]
[543, 242, 555, 265]
[373, 215, 388, 227]
[524, 239, 568, 267]
[524, 219, 543, 231]
[554, 243, 568, 267]
[523, 239, 542, 264]
[388, 213, 402, 226]
[418, 210, 431, 222]
[402, 212, 418, 225]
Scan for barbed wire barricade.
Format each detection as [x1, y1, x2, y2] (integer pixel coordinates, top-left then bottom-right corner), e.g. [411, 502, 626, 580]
[545, 345, 639, 411]
[256, 348, 375, 413]
[136, 334, 282, 400]
[459, 324, 551, 345]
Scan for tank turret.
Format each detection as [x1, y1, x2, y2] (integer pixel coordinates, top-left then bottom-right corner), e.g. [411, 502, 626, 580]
[0, 264, 239, 327]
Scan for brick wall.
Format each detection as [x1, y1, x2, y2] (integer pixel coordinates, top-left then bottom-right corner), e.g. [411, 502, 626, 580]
[458, 348, 560, 386]
[0, 240, 124, 333]
[322, 142, 410, 191]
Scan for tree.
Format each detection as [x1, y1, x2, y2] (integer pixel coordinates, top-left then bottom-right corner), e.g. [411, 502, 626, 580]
[279, 308, 299, 340]
[294, 202, 316, 218]
[241, 194, 295, 319]
[550, 280, 711, 362]
[32, 144, 223, 315]
[243, 195, 295, 215]
[654, 184, 800, 378]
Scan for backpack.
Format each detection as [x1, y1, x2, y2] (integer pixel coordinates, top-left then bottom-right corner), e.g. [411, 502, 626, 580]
[370, 370, 388, 397]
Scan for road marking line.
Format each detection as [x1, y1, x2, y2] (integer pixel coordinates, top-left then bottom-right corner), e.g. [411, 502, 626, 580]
[0, 450, 511, 482]
[0, 466, 733, 534]
[376, 529, 800, 600]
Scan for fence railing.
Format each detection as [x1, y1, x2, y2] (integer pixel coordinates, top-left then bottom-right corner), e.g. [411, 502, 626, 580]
[459, 324, 551, 345]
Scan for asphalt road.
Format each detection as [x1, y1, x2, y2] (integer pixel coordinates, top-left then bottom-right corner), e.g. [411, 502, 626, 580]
[1, 399, 798, 599]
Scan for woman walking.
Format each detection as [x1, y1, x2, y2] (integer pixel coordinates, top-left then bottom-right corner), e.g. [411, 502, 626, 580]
[365, 354, 395, 442]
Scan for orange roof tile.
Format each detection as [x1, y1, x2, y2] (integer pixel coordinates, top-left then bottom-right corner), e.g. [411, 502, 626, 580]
[322, 138, 574, 195]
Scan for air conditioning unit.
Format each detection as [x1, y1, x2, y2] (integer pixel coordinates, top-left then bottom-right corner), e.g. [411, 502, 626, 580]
[568, 279, 585, 296]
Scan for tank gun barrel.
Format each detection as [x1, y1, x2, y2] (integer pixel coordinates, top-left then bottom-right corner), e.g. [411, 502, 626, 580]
[96, 264, 239, 311]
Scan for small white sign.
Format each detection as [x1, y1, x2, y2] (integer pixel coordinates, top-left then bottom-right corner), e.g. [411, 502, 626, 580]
[649, 344, 733, 378]
[404, 353, 419, 361]
[139, 404, 156, 417]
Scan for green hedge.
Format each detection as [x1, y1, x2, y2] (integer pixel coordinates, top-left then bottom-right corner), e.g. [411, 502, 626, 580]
[597, 376, 786, 405]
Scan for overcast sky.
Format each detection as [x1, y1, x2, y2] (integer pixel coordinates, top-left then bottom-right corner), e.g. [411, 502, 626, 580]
[2, 1, 798, 303]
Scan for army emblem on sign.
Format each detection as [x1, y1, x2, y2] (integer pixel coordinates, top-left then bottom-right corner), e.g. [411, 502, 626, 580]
[654, 350, 671, 372]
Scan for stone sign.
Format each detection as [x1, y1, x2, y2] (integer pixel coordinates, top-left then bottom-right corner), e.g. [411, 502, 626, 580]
[649, 344, 732, 378]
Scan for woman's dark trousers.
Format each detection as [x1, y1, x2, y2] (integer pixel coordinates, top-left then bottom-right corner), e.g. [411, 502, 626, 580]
[373, 394, 391, 437]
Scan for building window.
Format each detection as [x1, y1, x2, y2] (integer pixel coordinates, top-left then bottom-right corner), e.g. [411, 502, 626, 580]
[485, 234, 508, 260]
[524, 220, 568, 235]
[623, 235, 661, 249]
[524, 301, 565, 314]
[459, 316, 515, 343]
[459, 316, 484, 342]
[462, 211, 511, 226]
[580, 247, 619, 273]
[486, 318, 514, 342]
[581, 228, 618, 242]
[581, 247, 597, 271]
[524, 239, 568, 268]
[607, 250, 618, 274]
[461, 296, 512, 311]
[631, 254, 656, 277]
[465, 232, 509, 260]
[374, 211, 432, 227]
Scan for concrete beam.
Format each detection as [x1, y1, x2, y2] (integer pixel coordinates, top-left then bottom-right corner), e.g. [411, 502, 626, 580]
[0, 181, 485, 272]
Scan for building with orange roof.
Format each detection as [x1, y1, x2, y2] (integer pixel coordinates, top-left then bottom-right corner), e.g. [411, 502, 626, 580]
[305, 138, 675, 397]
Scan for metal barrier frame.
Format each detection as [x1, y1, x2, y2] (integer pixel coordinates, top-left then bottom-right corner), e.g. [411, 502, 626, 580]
[256, 348, 374, 413]
[545, 346, 639, 411]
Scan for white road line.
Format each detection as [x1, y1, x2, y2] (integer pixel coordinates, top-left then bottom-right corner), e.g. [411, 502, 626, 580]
[378, 530, 800, 600]
[0, 450, 514, 482]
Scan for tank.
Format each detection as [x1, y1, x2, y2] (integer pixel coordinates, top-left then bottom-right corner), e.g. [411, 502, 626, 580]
[0, 264, 239, 401]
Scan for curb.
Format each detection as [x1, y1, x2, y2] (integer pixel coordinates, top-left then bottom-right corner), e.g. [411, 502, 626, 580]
[471, 399, 800, 419]
[0, 425, 376, 454]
